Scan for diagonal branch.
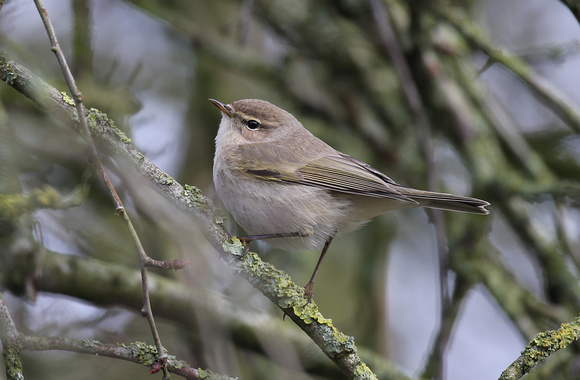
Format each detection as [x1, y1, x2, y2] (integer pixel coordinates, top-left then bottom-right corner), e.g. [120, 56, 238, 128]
[0, 294, 23, 380]
[0, 52, 378, 379]
[1, 293, 234, 380]
[431, 5, 580, 134]
[499, 316, 580, 380]
[369, 3, 450, 376]
[31, 1, 173, 375]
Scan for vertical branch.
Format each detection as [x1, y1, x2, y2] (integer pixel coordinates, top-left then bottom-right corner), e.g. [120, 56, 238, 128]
[32, 1, 169, 376]
[0, 294, 23, 380]
[238, 0, 255, 45]
[72, 0, 93, 78]
[369, 1, 449, 377]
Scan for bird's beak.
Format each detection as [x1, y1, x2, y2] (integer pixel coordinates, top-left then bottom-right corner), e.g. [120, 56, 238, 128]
[209, 99, 234, 119]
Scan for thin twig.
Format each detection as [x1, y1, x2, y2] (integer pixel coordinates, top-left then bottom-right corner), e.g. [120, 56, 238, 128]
[433, 5, 580, 134]
[7, 247, 400, 379]
[0, 300, 236, 380]
[369, 2, 450, 377]
[146, 258, 191, 270]
[13, 330, 232, 379]
[238, 0, 255, 46]
[32, 0, 169, 376]
[369, 0, 431, 139]
[0, 53, 379, 379]
[499, 198, 580, 309]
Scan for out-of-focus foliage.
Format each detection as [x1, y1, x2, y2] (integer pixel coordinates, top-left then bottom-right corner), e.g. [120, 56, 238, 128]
[1, 0, 580, 379]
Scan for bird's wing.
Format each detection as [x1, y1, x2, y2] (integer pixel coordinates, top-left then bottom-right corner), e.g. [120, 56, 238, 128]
[235, 144, 417, 204]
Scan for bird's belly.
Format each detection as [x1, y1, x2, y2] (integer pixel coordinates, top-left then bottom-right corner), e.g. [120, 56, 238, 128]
[215, 172, 352, 251]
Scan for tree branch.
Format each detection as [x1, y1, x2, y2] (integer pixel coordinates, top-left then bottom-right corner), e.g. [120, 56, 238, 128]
[0, 295, 234, 380]
[0, 245, 408, 380]
[0, 294, 23, 380]
[499, 316, 580, 380]
[32, 2, 170, 373]
[0, 52, 378, 379]
[431, 5, 580, 134]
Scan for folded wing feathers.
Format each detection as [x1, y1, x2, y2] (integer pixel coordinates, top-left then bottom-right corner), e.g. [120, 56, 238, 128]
[297, 156, 417, 203]
[238, 145, 489, 215]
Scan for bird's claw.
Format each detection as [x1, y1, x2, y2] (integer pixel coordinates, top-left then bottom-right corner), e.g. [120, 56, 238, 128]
[238, 237, 251, 257]
[304, 282, 314, 303]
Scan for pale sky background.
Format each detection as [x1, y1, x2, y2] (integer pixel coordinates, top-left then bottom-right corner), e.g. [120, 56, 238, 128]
[1, 1, 579, 379]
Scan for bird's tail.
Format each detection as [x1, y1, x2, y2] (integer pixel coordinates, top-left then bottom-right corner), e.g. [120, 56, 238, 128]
[398, 188, 490, 215]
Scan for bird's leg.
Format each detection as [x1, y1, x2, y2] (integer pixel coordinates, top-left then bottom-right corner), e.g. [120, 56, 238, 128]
[304, 236, 334, 301]
[238, 231, 305, 255]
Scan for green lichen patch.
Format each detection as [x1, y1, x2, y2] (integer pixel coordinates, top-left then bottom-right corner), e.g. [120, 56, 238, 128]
[198, 368, 238, 380]
[522, 318, 580, 371]
[61, 91, 75, 106]
[3, 346, 24, 380]
[183, 184, 213, 210]
[222, 237, 244, 257]
[0, 186, 62, 219]
[164, 353, 183, 369]
[353, 363, 377, 379]
[86, 108, 132, 144]
[0, 58, 17, 85]
[126, 341, 158, 366]
[82, 339, 101, 347]
[159, 173, 174, 186]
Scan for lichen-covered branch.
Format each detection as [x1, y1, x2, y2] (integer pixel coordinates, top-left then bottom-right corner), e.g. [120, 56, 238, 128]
[8, 326, 234, 380]
[0, 294, 23, 380]
[499, 199, 580, 311]
[499, 316, 580, 380]
[0, 184, 89, 219]
[431, 5, 580, 134]
[0, 52, 378, 380]
[33, 2, 171, 371]
[1, 246, 406, 379]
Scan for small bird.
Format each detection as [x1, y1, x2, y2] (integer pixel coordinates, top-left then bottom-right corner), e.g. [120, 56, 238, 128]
[210, 98, 489, 299]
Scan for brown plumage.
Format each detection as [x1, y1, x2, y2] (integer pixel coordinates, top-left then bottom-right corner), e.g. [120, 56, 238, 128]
[211, 98, 489, 298]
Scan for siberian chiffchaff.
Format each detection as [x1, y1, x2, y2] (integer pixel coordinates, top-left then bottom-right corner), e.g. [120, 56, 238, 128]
[210, 98, 489, 299]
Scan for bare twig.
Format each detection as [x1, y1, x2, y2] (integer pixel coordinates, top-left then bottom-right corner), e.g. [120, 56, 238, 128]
[0, 53, 379, 379]
[3, 247, 405, 379]
[433, 5, 580, 134]
[32, 0, 169, 376]
[0, 294, 230, 380]
[238, 0, 255, 45]
[0, 295, 234, 380]
[369, 2, 450, 377]
[146, 258, 191, 270]
[369, 0, 431, 141]
[499, 198, 580, 309]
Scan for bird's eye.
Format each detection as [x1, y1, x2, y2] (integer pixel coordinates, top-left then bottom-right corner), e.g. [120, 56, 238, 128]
[246, 120, 260, 130]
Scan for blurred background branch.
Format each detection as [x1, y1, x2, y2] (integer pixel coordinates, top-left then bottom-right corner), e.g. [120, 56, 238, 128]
[1, 0, 579, 379]
[0, 51, 382, 379]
